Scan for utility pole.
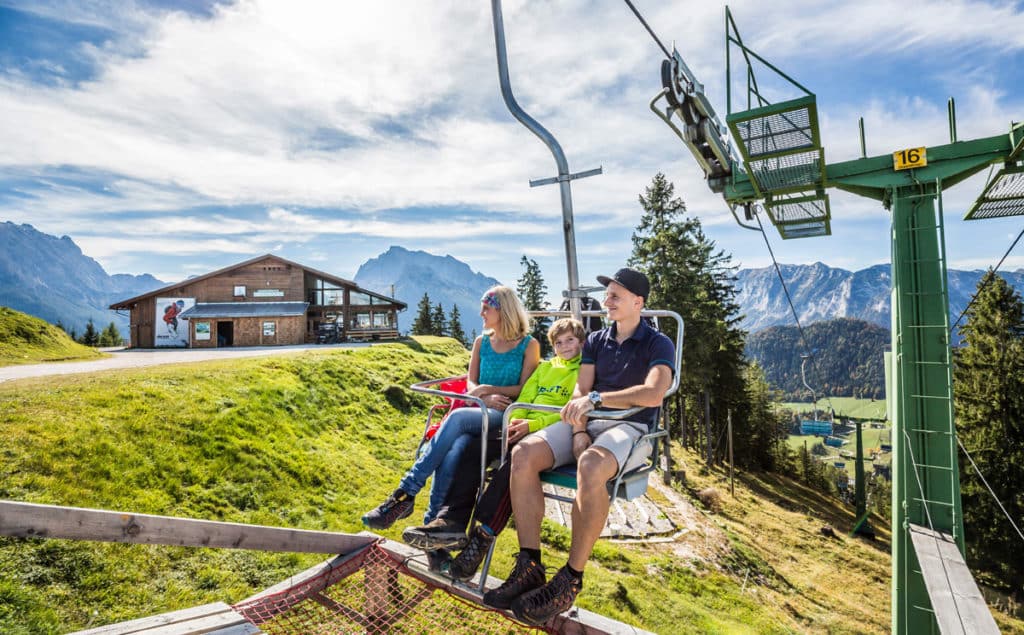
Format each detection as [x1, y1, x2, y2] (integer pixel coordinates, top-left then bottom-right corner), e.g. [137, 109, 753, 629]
[727, 409, 734, 497]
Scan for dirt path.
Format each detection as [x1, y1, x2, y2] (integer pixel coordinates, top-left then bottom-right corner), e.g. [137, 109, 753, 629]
[0, 343, 372, 384]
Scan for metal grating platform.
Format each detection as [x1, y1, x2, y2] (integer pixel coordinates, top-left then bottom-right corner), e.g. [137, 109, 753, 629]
[727, 95, 825, 196]
[732, 106, 815, 158]
[765, 191, 831, 239]
[748, 149, 823, 194]
[965, 164, 1024, 220]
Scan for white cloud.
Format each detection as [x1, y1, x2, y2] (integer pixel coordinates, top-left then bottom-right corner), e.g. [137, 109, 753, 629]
[1, 0, 1022, 285]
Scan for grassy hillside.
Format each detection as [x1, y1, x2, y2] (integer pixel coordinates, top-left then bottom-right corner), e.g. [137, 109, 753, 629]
[782, 396, 888, 421]
[0, 306, 104, 366]
[1, 339, 1020, 633]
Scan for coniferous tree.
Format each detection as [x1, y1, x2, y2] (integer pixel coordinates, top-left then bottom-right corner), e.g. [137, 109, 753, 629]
[80, 319, 99, 347]
[516, 255, 550, 357]
[68, 327, 78, 342]
[629, 173, 754, 466]
[99, 322, 122, 347]
[953, 270, 1024, 598]
[55, 320, 67, 334]
[431, 303, 447, 337]
[412, 292, 434, 335]
[448, 305, 468, 347]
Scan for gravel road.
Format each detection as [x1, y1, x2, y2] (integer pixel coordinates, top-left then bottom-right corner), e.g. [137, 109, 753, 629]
[0, 343, 373, 384]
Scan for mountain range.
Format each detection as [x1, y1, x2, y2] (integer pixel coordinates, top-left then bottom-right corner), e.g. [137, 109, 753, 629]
[4, 222, 1024, 347]
[0, 222, 164, 336]
[734, 262, 1024, 333]
[353, 245, 500, 338]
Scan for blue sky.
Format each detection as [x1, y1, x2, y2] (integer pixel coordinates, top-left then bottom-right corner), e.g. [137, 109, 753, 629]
[1, 0, 1023, 299]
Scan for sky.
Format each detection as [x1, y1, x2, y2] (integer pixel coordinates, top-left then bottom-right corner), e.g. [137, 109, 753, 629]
[1, 0, 1023, 299]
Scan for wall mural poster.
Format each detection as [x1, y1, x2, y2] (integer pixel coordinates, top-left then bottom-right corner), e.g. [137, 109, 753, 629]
[155, 297, 196, 347]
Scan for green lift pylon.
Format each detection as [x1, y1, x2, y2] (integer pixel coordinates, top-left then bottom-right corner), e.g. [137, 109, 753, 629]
[651, 7, 1024, 634]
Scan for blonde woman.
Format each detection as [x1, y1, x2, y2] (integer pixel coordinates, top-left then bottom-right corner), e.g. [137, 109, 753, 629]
[364, 285, 541, 531]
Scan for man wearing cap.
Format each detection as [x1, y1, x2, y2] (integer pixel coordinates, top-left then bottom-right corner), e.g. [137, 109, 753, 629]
[482, 267, 675, 626]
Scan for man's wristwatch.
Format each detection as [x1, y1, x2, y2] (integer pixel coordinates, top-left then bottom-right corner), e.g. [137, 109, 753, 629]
[587, 390, 603, 409]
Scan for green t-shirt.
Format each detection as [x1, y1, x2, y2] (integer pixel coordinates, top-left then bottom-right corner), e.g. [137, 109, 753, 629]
[509, 354, 582, 432]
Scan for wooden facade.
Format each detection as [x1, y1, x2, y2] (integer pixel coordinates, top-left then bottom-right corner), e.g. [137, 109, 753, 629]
[110, 255, 405, 348]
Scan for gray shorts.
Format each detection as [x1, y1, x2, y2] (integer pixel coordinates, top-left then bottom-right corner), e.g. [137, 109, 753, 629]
[533, 419, 653, 474]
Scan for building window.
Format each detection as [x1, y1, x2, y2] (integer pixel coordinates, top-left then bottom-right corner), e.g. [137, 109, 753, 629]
[373, 313, 389, 328]
[263, 321, 276, 337]
[349, 291, 371, 306]
[353, 313, 371, 328]
[234, 285, 246, 297]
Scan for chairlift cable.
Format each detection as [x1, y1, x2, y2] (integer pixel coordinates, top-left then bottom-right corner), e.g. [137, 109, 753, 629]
[957, 437, 1024, 544]
[622, 0, 672, 61]
[949, 224, 1024, 334]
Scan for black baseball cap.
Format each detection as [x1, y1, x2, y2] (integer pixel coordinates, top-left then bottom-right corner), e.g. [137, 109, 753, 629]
[597, 267, 650, 300]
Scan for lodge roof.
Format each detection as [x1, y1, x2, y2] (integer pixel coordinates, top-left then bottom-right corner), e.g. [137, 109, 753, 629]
[109, 254, 406, 310]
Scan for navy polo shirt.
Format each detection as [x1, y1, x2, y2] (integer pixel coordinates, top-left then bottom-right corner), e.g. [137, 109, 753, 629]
[581, 318, 675, 429]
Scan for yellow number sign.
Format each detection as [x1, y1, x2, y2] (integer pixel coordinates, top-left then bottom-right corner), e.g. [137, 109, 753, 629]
[893, 147, 927, 171]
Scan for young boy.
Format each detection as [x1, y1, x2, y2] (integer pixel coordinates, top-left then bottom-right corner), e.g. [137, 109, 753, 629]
[400, 318, 587, 577]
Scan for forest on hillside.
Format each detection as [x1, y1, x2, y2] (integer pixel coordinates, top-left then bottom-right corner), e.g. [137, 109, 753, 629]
[745, 317, 889, 400]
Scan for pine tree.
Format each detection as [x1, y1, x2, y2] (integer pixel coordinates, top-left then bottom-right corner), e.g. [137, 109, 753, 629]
[55, 320, 67, 334]
[629, 173, 752, 466]
[80, 319, 99, 347]
[411, 293, 434, 335]
[99, 322, 122, 347]
[516, 256, 550, 357]
[448, 305, 468, 347]
[431, 303, 448, 337]
[953, 270, 1024, 598]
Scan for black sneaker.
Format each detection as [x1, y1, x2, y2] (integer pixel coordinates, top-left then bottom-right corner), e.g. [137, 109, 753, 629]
[511, 566, 582, 626]
[482, 552, 545, 610]
[402, 517, 468, 550]
[448, 526, 495, 581]
[425, 548, 452, 573]
[362, 489, 414, 530]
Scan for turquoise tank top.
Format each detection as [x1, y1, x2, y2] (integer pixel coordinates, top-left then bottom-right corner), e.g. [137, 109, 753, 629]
[479, 334, 531, 387]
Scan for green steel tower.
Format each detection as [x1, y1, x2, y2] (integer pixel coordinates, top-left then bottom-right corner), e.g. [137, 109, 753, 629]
[652, 7, 1023, 633]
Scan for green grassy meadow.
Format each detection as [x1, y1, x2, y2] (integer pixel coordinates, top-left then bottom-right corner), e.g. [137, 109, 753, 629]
[0, 307, 104, 366]
[1, 341, 1021, 634]
[781, 396, 888, 421]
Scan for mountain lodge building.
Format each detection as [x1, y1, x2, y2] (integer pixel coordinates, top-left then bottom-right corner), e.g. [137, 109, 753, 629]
[109, 254, 406, 348]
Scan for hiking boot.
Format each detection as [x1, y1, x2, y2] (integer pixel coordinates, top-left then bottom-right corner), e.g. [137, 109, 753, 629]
[425, 548, 452, 573]
[448, 525, 495, 581]
[511, 566, 582, 626]
[402, 517, 468, 550]
[362, 489, 414, 530]
[482, 552, 545, 610]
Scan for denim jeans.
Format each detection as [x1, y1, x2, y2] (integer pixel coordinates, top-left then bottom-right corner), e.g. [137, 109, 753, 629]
[399, 406, 504, 522]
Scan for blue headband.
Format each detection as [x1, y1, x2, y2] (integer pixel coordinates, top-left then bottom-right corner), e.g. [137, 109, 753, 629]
[481, 291, 501, 309]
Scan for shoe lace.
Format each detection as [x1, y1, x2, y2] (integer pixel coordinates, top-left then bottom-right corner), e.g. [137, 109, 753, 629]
[520, 570, 577, 613]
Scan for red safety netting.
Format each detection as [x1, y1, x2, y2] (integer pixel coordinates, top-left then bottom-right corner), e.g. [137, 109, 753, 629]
[233, 542, 552, 634]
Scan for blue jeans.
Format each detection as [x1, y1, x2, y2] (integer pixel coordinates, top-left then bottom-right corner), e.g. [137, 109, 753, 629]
[400, 406, 503, 522]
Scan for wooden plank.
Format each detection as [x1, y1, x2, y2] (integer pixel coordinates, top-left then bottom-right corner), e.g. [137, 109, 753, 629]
[205, 625, 262, 635]
[0, 500, 377, 554]
[908, 523, 1000, 635]
[132, 610, 252, 635]
[72, 603, 236, 634]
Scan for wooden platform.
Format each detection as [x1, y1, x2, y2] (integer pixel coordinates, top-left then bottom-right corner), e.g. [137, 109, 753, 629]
[908, 523, 999, 635]
[72, 603, 260, 635]
[542, 484, 676, 539]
